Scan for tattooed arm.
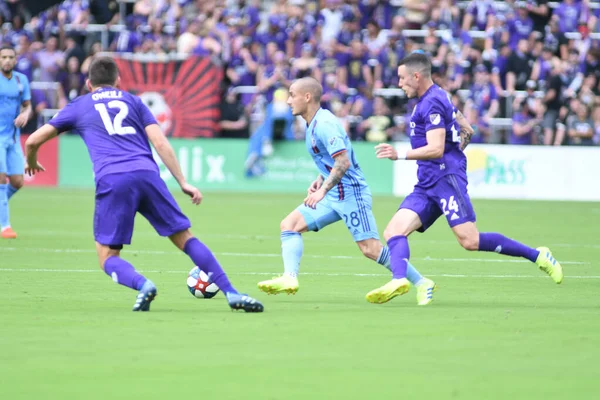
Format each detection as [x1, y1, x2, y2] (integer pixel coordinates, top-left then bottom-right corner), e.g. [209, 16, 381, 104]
[304, 150, 350, 208]
[456, 109, 475, 151]
[321, 151, 350, 192]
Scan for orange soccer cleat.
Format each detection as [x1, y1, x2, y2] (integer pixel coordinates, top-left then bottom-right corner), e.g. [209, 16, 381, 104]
[1, 227, 17, 239]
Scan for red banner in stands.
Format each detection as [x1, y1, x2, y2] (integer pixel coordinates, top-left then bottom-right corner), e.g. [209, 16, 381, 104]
[114, 56, 222, 138]
[20, 135, 58, 186]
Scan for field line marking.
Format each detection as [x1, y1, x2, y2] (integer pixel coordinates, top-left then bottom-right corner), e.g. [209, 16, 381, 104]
[0, 267, 598, 279]
[1, 247, 589, 265]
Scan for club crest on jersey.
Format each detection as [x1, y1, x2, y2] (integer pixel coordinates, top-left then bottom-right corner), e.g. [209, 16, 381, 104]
[430, 113, 441, 125]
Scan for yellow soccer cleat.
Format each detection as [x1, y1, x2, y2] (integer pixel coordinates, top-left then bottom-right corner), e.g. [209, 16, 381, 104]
[365, 278, 411, 304]
[257, 274, 299, 295]
[416, 278, 437, 306]
[535, 247, 563, 284]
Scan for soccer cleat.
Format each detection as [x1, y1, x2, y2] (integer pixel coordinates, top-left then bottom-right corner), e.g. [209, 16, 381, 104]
[1, 227, 17, 239]
[132, 280, 157, 311]
[257, 275, 299, 295]
[416, 278, 437, 306]
[226, 293, 264, 313]
[535, 247, 563, 284]
[366, 278, 411, 304]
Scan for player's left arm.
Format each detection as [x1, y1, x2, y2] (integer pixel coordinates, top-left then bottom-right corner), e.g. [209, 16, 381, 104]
[456, 109, 475, 151]
[24, 124, 59, 175]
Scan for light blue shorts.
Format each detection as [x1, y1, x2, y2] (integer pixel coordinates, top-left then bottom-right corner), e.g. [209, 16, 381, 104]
[0, 141, 25, 176]
[296, 193, 379, 242]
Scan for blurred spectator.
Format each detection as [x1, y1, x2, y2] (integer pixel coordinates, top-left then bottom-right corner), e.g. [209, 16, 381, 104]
[506, 38, 534, 93]
[462, 0, 495, 32]
[567, 104, 595, 146]
[543, 17, 568, 60]
[112, 15, 143, 53]
[4, 14, 31, 47]
[527, 0, 551, 35]
[290, 43, 318, 80]
[465, 64, 499, 142]
[58, 56, 85, 106]
[318, 0, 343, 43]
[357, 97, 396, 142]
[541, 58, 564, 145]
[553, 0, 581, 33]
[219, 88, 249, 139]
[334, 12, 361, 55]
[63, 32, 86, 67]
[505, 3, 533, 50]
[257, 15, 288, 53]
[592, 105, 600, 144]
[81, 41, 101, 74]
[374, 32, 405, 89]
[404, 0, 429, 30]
[530, 46, 554, 87]
[257, 50, 291, 103]
[245, 88, 294, 177]
[340, 40, 373, 92]
[510, 96, 539, 145]
[38, 36, 64, 82]
[362, 20, 387, 57]
[14, 35, 38, 81]
[226, 36, 259, 106]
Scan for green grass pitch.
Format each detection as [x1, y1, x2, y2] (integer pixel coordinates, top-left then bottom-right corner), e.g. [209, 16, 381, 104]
[1, 188, 599, 399]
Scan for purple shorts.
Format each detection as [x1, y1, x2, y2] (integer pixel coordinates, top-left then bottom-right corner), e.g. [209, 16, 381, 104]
[94, 170, 191, 246]
[400, 174, 476, 233]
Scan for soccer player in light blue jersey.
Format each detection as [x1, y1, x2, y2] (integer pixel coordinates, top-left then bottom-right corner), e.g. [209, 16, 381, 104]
[0, 45, 32, 239]
[366, 53, 563, 304]
[258, 77, 436, 305]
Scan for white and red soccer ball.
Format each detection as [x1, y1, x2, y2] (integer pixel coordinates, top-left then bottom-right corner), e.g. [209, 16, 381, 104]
[186, 266, 220, 299]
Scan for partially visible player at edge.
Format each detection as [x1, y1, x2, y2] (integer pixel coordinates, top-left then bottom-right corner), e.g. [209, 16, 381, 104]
[0, 45, 32, 239]
[24, 56, 263, 312]
[257, 77, 436, 306]
[366, 53, 563, 304]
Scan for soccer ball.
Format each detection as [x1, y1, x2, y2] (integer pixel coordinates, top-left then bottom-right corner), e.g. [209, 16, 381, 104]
[186, 266, 220, 299]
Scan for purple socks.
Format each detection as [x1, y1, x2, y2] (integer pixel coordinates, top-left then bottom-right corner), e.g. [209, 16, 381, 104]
[183, 238, 237, 294]
[104, 256, 147, 290]
[478, 232, 539, 262]
[387, 235, 410, 279]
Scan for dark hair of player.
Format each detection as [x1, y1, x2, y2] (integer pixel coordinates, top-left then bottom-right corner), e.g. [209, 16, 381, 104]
[0, 45, 16, 55]
[399, 52, 432, 78]
[89, 56, 119, 87]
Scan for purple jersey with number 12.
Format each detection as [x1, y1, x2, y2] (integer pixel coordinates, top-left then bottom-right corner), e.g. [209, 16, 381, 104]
[408, 84, 467, 187]
[48, 87, 159, 182]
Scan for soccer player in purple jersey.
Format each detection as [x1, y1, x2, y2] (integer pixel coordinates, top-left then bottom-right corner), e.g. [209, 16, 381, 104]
[24, 57, 263, 313]
[365, 53, 563, 304]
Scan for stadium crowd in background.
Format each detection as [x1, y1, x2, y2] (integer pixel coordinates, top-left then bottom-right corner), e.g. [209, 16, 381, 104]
[3, 0, 600, 146]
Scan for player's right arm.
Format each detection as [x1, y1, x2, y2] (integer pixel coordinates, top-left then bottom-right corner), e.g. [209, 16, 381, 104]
[145, 124, 202, 204]
[455, 109, 475, 151]
[24, 124, 58, 175]
[25, 100, 79, 175]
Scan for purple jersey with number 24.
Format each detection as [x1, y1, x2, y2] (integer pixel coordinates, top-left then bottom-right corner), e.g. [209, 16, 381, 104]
[408, 84, 467, 188]
[401, 84, 476, 233]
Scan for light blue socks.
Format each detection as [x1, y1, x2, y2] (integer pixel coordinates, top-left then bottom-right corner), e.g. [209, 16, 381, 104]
[281, 231, 303, 277]
[0, 184, 9, 229]
[7, 184, 18, 200]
